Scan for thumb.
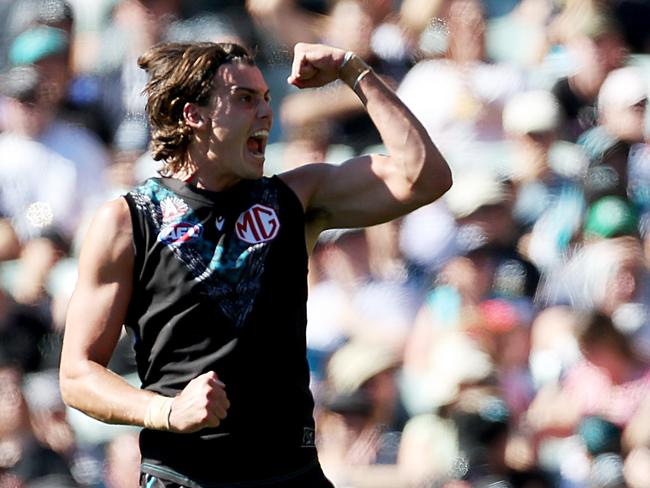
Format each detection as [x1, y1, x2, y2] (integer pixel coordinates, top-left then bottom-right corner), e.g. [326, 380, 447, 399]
[199, 370, 226, 388]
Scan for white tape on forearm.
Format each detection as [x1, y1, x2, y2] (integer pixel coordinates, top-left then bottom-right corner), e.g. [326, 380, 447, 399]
[144, 395, 174, 431]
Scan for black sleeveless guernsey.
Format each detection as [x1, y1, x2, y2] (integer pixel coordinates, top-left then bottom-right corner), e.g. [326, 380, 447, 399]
[123, 176, 317, 485]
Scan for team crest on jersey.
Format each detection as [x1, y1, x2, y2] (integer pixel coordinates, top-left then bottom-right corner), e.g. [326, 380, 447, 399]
[160, 196, 189, 223]
[235, 204, 280, 244]
[158, 222, 203, 244]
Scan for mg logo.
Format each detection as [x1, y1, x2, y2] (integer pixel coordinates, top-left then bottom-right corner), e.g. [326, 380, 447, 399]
[158, 222, 203, 244]
[235, 204, 280, 244]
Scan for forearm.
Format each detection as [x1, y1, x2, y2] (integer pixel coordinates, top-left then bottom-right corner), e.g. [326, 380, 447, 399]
[60, 359, 157, 426]
[342, 58, 451, 202]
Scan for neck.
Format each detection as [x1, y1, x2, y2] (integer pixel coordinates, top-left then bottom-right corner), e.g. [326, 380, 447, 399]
[173, 156, 241, 192]
[175, 171, 242, 192]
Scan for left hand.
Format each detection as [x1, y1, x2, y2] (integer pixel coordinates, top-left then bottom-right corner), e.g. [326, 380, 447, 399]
[287, 42, 347, 89]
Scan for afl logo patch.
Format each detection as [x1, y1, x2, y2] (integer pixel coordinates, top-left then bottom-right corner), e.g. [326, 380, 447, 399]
[158, 222, 203, 244]
[235, 204, 280, 244]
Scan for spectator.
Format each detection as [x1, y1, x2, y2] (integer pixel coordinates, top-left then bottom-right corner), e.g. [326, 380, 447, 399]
[550, 11, 629, 142]
[0, 364, 78, 486]
[579, 66, 648, 206]
[2, 25, 111, 231]
[529, 310, 650, 428]
[317, 338, 405, 487]
[527, 305, 581, 390]
[274, 0, 413, 166]
[397, 0, 527, 169]
[526, 309, 650, 486]
[0, 287, 56, 373]
[306, 226, 421, 387]
[502, 89, 587, 270]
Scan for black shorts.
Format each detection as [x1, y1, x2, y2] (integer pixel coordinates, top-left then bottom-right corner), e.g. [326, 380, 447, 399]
[139, 462, 335, 488]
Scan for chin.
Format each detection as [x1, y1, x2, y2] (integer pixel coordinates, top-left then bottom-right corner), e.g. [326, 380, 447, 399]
[245, 155, 265, 178]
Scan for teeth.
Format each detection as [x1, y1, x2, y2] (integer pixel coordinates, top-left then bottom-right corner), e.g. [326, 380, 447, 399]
[251, 130, 269, 138]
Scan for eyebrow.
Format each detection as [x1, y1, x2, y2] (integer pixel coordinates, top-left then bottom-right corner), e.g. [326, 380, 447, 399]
[228, 86, 271, 98]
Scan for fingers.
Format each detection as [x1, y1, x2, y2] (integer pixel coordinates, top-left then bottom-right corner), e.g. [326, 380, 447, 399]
[202, 371, 229, 419]
[287, 49, 315, 88]
[203, 385, 229, 428]
[287, 43, 325, 88]
[169, 371, 230, 432]
[287, 43, 347, 89]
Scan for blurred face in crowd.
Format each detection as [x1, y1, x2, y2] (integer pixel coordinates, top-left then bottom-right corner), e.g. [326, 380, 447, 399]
[600, 237, 644, 314]
[324, 0, 374, 58]
[458, 202, 515, 247]
[194, 62, 272, 182]
[601, 97, 647, 143]
[4, 93, 54, 138]
[569, 32, 627, 91]
[591, 32, 628, 75]
[33, 52, 70, 108]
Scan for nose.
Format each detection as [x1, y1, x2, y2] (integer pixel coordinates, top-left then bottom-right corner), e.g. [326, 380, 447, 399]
[258, 98, 272, 120]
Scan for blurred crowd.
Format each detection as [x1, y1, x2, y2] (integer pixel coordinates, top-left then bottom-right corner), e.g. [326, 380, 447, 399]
[1, 0, 650, 487]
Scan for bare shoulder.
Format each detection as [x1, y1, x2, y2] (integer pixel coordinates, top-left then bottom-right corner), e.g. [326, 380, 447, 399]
[278, 162, 334, 211]
[92, 197, 133, 233]
[78, 197, 134, 270]
[278, 164, 335, 249]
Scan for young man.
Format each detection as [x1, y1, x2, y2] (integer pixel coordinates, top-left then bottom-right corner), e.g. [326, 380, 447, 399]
[59, 41, 452, 487]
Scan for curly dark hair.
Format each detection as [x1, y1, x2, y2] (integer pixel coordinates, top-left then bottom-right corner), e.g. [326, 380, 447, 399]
[138, 42, 254, 175]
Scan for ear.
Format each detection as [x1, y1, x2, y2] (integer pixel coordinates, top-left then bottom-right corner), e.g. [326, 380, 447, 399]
[183, 103, 206, 129]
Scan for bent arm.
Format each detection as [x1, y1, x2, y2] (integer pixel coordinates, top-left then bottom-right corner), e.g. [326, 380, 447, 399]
[281, 43, 452, 235]
[59, 198, 154, 425]
[60, 198, 230, 432]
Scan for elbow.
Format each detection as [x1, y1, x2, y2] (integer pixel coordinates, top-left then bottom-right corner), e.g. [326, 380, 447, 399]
[59, 365, 86, 411]
[436, 161, 453, 197]
[412, 153, 453, 206]
[59, 370, 76, 408]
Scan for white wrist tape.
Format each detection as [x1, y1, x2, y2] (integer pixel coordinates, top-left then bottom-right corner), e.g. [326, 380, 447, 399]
[339, 51, 372, 92]
[144, 395, 174, 431]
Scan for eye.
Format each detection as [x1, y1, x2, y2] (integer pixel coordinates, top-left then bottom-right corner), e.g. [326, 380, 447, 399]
[239, 94, 252, 103]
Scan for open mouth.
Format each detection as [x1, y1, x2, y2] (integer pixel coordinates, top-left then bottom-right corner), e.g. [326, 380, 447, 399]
[246, 129, 269, 158]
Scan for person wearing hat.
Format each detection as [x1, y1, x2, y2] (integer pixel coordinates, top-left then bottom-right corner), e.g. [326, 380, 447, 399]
[1, 23, 111, 229]
[316, 339, 405, 486]
[578, 66, 648, 206]
[501, 89, 587, 271]
[0, 64, 80, 243]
